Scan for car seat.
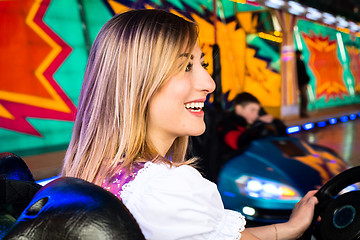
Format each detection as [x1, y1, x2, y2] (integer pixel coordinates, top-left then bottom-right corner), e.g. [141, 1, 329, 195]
[0, 152, 41, 239]
[2, 176, 145, 240]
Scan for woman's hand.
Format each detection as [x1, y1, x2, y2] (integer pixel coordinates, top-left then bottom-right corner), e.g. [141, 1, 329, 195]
[286, 190, 318, 238]
[246, 190, 318, 240]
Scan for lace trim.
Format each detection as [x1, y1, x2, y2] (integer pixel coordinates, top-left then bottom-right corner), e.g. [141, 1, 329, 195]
[209, 209, 246, 240]
[120, 161, 157, 203]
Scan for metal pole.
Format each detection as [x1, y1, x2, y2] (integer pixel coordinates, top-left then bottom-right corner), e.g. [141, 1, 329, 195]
[77, 0, 91, 55]
[213, 0, 217, 43]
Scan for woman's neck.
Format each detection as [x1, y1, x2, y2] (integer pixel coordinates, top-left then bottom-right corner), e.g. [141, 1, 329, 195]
[147, 130, 176, 157]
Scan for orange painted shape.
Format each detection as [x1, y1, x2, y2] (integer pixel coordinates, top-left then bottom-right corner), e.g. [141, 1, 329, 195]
[303, 32, 348, 101]
[0, 0, 51, 98]
[347, 46, 360, 92]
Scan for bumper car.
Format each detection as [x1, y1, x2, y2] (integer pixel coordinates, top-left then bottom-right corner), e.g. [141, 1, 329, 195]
[217, 131, 351, 225]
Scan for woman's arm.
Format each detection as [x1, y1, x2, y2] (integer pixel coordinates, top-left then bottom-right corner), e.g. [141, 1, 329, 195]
[241, 229, 260, 240]
[246, 190, 318, 240]
[247, 223, 293, 240]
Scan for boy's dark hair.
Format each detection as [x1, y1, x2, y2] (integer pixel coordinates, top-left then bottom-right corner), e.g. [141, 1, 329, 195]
[232, 92, 260, 107]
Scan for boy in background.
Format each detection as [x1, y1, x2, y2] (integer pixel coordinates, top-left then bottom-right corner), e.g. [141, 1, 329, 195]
[218, 92, 287, 161]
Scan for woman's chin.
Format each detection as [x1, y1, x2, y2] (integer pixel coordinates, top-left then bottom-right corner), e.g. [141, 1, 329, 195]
[190, 125, 206, 136]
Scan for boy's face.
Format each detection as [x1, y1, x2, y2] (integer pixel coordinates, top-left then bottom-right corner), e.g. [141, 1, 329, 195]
[234, 102, 260, 124]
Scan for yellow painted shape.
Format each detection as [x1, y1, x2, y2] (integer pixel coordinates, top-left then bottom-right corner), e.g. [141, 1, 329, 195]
[108, 0, 130, 13]
[236, 12, 258, 34]
[243, 47, 281, 107]
[0, 105, 14, 120]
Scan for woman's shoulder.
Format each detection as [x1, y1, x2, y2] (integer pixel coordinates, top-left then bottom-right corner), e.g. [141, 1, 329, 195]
[120, 162, 216, 202]
[134, 162, 209, 188]
[135, 161, 202, 178]
[154, 163, 213, 189]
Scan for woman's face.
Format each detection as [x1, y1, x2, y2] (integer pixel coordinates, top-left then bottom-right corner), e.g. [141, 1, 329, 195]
[148, 43, 215, 153]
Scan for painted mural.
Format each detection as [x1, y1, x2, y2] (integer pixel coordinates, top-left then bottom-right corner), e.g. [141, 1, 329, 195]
[0, 0, 359, 156]
[0, 0, 111, 154]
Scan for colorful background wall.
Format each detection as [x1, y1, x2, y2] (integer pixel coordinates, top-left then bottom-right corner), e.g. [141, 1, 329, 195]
[1, 0, 360, 156]
[296, 19, 360, 110]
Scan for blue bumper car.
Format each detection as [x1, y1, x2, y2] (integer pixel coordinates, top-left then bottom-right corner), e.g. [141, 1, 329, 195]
[217, 136, 350, 225]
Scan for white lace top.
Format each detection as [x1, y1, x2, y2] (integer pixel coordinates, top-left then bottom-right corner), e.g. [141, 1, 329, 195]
[105, 162, 246, 240]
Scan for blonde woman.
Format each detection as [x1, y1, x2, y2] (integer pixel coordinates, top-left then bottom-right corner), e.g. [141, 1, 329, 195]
[62, 9, 317, 240]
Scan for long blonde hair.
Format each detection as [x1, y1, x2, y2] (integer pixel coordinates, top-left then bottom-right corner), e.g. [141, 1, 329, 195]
[62, 9, 198, 185]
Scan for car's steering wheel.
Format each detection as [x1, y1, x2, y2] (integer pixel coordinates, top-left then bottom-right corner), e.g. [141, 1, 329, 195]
[299, 166, 360, 240]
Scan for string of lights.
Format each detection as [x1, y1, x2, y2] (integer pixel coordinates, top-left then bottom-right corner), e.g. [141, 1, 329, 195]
[231, 0, 360, 36]
[286, 112, 360, 134]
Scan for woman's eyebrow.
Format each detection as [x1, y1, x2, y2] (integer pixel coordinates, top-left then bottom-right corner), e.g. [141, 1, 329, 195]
[179, 53, 194, 60]
[179, 52, 204, 59]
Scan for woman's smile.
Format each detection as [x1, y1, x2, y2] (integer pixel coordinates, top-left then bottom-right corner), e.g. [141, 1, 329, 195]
[184, 99, 205, 116]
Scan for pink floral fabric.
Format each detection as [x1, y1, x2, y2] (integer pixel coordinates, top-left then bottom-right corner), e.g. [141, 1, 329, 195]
[102, 162, 145, 200]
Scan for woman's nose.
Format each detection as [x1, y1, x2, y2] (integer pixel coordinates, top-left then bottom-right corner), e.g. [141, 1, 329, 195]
[200, 71, 216, 94]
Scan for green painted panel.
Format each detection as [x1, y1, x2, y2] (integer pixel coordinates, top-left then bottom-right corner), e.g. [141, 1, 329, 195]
[296, 19, 360, 111]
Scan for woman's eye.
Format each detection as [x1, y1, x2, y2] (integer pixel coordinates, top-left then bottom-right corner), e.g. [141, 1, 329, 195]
[185, 63, 193, 72]
[202, 62, 209, 70]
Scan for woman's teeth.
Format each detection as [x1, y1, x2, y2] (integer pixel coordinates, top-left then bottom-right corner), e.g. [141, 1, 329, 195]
[184, 102, 204, 112]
